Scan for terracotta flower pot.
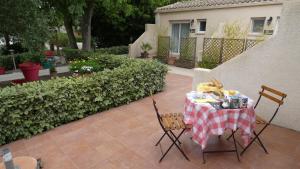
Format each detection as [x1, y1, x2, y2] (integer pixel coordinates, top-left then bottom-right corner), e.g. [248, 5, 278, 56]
[168, 57, 177, 65]
[19, 62, 41, 81]
[0, 67, 5, 75]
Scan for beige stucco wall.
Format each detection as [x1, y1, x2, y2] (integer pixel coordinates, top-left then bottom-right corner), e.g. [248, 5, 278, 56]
[128, 24, 158, 58]
[157, 4, 282, 60]
[192, 0, 300, 131]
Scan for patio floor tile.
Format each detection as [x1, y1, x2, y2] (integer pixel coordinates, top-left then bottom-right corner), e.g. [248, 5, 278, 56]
[0, 73, 299, 169]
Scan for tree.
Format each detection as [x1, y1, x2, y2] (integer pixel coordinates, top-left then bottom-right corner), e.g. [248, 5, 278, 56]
[91, 0, 181, 47]
[42, 0, 84, 49]
[0, 0, 49, 52]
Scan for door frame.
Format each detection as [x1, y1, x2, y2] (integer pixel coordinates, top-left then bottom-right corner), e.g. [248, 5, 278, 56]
[170, 21, 190, 55]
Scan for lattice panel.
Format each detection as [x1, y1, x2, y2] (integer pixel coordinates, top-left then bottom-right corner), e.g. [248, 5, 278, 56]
[245, 39, 262, 50]
[180, 37, 197, 61]
[202, 38, 222, 64]
[157, 36, 170, 63]
[222, 39, 245, 62]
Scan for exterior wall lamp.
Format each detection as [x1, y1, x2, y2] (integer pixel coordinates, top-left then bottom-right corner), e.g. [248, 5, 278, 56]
[267, 17, 273, 26]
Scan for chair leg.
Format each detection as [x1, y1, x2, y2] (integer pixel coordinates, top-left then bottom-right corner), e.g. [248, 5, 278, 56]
[241, 124, 269, 156]
[253, 131, 268, 154]
[170, 130, 182, 145]
[231, 130, 240, 162]
[155, 132, 167, 146]
[226, 128, 238, 140]
[159, 129, 190, 162]
[202, 151, 206, 164]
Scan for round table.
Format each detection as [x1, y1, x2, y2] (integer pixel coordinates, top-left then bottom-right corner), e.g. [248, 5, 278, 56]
[0, 156, 37, 169]
[183, 91, 256, 149]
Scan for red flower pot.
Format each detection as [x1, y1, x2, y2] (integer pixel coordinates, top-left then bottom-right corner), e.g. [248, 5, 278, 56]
[44, 50, 55, 57]
[19, 62, 41, 81]
[0, 67, 5, 75]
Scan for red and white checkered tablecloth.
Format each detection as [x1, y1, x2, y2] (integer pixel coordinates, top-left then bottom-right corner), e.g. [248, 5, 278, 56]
[183, 91, 256, 149]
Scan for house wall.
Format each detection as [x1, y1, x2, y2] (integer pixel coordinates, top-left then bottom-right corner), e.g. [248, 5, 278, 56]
[157, 4, 282, 61]
[192, 0, 300, 131]
[128, 24, 158, 58]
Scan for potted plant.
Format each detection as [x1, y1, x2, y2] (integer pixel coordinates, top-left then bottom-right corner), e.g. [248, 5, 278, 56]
[19, 52, 42, 81]
[140, 42, 152, 58]
[49, 65, 57, 78]
[168, 56, 177, 65]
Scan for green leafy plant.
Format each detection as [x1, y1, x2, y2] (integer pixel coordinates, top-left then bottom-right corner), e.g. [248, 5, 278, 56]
[61, 48, 92, 62]
[141, 42, 152, 52]
[0, 54, 168, 145]
[19, 52, 44, 63]
[96, 46, 128, 55]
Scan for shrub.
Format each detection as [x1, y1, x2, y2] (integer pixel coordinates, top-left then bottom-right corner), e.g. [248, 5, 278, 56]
[96, 46, 128, 55]
[0, 55, 168, 145]
[69, 54, 128, 73]
[61, 48, 92, 62]
[198, 60, 219, 69]
[0, 52, 44, 70]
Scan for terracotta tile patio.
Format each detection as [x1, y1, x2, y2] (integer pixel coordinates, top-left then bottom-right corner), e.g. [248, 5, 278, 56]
[1, 74, 300, 169]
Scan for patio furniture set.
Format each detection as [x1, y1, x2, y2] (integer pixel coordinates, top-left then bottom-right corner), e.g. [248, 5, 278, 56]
[152, 80, 287, 164]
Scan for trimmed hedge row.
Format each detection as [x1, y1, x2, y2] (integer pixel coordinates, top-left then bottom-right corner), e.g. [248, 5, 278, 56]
[96, 46, 128, 55]
[0, 55, 168, 145]
[62, 46, 128, 62]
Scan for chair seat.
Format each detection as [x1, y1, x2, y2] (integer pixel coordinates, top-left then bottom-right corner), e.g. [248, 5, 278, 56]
[256, 115, 267, 124]
[161, 113, 188, 130]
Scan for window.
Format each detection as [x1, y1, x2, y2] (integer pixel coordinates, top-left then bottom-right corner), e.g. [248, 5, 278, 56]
[251, 17, 266, 33]
[198, 19, 207, 33]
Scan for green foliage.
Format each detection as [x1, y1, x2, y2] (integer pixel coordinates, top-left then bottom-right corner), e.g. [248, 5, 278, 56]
[156, 36, 170, 63]
[223, 21, 248, 39]
[69, 60, 105, 73]
[0, 52, 44, 70]
[61, 48, 92, 61]
[63, 46, 128, 62]
[69, 54, 129, 73]
[96, 46, 128, 55]
[0, 0, 49, 51]
[19, 52, 45, 63]
[0, 55, 168, 145]
[198, 60, 219, 69]
[141, 42, 152, 52]
[92, 0, 181, 47]
[49, 33, 69, 47]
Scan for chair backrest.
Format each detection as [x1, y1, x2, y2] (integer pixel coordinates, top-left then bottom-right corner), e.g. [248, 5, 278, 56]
[254, 85, 287, 124]
[151, 95, 165, 130]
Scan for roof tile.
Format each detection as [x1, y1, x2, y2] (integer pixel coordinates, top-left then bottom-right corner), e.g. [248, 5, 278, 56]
[156, 0, 282, 12]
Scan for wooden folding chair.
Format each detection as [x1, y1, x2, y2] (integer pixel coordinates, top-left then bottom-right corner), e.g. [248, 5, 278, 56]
[227, 85, 287, 156]
[151, 95, 191, 162]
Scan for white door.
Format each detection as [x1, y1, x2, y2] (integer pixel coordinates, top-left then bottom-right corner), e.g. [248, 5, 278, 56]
[171, 23, 190, 54]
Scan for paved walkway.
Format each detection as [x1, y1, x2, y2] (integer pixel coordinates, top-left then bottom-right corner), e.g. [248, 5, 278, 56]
[0, 74, 299, 169]
[168, 65, 194, 77]
[0, 66, 69, 82]
[0, 65, 194, 82]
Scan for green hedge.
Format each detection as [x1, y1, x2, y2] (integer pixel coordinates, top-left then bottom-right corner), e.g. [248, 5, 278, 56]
[96, 46, 128, 55]
[61, 48, 92, 61]
[69, 54, 127, 73]
[62, 46, 128, 62]
[0, 55, 168, 145]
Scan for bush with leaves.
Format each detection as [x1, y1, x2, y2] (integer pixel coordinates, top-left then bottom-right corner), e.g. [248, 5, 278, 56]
[96, 46, 128, 55]
[0, 54, 168, 145]
[61, 48, 92, 61]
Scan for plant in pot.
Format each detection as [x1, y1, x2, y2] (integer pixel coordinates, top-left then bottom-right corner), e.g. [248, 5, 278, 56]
[140, 42, 152, 58]
[49, 65, 57, 78]
[167, 56, 177, 65]
[18, 52, 43, 81]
